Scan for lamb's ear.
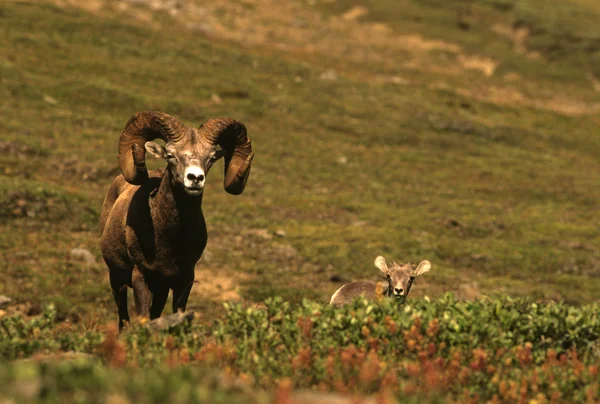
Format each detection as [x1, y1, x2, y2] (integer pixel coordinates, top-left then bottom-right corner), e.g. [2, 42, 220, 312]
[145, 141, 167, 159]
[414, 260, 431, 276]
[374, 256, 389, 274]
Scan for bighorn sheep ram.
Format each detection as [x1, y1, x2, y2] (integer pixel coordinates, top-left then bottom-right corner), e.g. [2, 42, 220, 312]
[100, 111, 253, 329]
[329, 256, 431, 306]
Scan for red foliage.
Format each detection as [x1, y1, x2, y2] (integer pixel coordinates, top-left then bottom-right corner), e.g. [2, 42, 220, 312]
[291, 346, 312, 372]
[469, 348, 487, 371]
[359, 350, 383, 387]
[515, 342, 533, 367]
[296, 316, 313, 340]
[97, 325, 127, 367]
[273, 378, 292, 404]
[426, 319, 439, 338]
[194, 342, 237, 366]
[384, 316, 397, 334]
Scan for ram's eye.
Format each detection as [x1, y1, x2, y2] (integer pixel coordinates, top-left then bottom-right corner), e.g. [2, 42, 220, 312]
[166, 155, 176, 161]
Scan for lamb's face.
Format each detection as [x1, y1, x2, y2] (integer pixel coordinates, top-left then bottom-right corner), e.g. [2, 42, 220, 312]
[386, 264, 414, 297]
[145, 131, 225, 197]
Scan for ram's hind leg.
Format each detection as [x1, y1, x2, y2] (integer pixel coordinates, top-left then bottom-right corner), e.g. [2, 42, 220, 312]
[132, 266, 152, 320]
[111, 286, 129, 330]
[107, 266, 130, 330]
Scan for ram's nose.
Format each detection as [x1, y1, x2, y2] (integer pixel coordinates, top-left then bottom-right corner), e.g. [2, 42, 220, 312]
[183, 166, 205, 194]
[394, 288, 404, 296]
[186, 171, 205, 183]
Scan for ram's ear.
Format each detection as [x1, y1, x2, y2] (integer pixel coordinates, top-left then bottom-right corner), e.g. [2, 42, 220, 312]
[414, 260, 431, 277]
[145, 141, 167, 159]
[374, 256, 389, 274]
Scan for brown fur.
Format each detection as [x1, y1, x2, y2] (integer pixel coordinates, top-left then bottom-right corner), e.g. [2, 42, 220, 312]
[101, 111, 253, 329]
[100, 169, 208, 328]
[329, 257, 431, 307]
[329, 282, 381, 307]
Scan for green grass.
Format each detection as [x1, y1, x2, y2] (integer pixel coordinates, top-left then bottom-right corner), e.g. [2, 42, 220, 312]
[1, 0, 600, 399]
[1, 1, 600, 318]
[319, 0, 600, 80]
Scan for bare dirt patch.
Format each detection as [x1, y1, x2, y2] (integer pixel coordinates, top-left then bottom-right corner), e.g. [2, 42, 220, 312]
[491, 23, 541, 59]
[587, 73, 600, 92]
[192, 265, 252, 302]
[341, 5, 368, 22]
[457, 55, 498, 77]
[38, 0, 461, 69]
[455, 85, 600, 116]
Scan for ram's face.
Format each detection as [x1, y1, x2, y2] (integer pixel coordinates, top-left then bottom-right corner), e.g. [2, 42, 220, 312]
[145, 131, 225, 196]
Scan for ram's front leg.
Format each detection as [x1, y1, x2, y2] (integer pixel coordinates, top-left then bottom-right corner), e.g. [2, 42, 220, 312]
[172, 271, 195, 313]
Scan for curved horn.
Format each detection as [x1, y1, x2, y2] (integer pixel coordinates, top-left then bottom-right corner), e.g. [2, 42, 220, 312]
[201, 118, 254, 195]
[117, 111, 186, 185]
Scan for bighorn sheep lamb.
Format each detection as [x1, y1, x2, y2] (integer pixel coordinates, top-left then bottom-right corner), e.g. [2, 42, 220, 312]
[100, 111, 253, 329]
[329, 256, 431, 306]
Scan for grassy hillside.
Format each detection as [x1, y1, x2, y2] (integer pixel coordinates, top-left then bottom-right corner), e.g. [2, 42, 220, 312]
[321, 0, 600, 79]
[0, 0, 599, 400]
[2, 0, 599, 317]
